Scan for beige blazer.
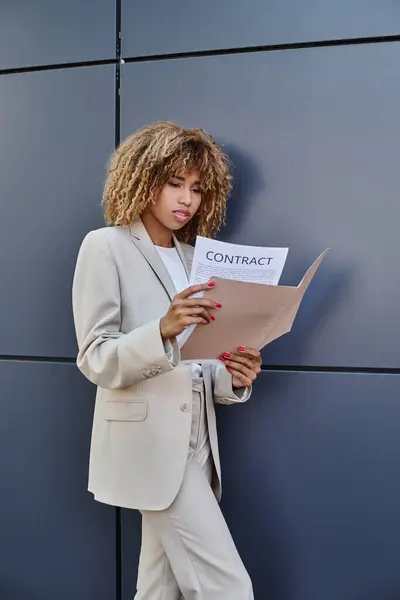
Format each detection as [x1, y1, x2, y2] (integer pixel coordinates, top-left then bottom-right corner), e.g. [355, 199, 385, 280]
[72, 219, 251, 510]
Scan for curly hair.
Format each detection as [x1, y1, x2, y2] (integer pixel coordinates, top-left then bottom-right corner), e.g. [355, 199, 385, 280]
[102, 121, 232, 240]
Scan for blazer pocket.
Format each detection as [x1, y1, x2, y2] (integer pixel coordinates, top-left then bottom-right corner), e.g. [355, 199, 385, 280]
[103, 400, 148, 422]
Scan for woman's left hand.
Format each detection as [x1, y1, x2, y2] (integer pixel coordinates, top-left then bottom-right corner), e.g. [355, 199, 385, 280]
[219, 346, 262, 389]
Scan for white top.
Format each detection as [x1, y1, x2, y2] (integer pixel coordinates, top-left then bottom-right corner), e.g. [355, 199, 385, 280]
[156, 246, 202, 378]
[156, 246, 189, 296]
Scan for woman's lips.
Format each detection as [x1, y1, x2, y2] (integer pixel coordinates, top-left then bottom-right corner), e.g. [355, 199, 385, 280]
[173, 210, 190, 223]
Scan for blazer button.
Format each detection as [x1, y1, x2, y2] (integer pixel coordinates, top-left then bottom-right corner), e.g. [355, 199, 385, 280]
[180, 403, 190, 412]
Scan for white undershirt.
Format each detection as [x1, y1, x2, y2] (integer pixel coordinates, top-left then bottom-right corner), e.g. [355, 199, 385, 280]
[156, 246, 202, 378]
[156, 246, 189, 296]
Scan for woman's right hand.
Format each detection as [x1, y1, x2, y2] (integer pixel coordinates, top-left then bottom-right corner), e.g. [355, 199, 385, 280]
[160, 282, 221, 340]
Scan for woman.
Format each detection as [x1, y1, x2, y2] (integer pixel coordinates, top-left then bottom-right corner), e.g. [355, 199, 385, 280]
[72, 121, 261, 599]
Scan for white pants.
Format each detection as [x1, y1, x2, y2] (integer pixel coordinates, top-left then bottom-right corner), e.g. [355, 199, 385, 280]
[134, 382, 254, 600]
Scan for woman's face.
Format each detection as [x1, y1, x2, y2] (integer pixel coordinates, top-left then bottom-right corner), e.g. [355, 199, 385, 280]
[147, 170, 202, 233]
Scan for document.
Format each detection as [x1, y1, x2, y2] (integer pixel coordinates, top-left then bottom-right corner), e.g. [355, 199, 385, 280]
[177, 237, 289, 348]
[189, 236, 289, 286]
[179, 237, 329, 362]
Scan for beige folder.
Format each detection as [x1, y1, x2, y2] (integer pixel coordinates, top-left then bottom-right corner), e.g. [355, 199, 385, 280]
[181, 249, 329, 361]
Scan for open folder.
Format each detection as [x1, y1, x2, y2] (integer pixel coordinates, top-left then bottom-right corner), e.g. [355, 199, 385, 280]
[181, 249, 329, 361]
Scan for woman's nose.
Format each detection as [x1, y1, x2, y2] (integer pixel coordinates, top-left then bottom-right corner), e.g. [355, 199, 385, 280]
[179, 187, 192, 205]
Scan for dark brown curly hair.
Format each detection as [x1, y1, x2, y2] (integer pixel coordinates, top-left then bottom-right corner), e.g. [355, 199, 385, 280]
[102, 121, 232, 240]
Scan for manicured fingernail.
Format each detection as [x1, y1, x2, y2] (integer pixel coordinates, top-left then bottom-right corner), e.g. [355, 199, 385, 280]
[238, 346, 246, 352]
[219, 356, 225, 362]
[210, 315, 215, 321]
[215, 303, 222, 308]
[208, 282, 215, 287]
[224, 352, 231, 358]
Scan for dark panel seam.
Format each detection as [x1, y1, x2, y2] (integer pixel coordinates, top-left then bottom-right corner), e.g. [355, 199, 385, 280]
[122, 34, 400, 64]
[115, 0, 123, 598]
[0, 355, 76, 364]
[115, 63, 121, 147]
[1, 35, 398, 76]
[115, 0, 122, 149]
[261, 365, 400, 375]
[0, 58, 118, 76]
[0, 355, 399, 375]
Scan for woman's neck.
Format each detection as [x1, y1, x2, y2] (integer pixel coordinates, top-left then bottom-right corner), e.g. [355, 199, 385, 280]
[141, 212, 174, 248]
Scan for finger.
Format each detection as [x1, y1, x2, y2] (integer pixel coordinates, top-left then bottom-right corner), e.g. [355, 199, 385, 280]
[177, 282, 216, 299]
[227, 369, 252, 388]
[182, 315, 210, 326]
[237, 346, 262, 363]
[180, 306, 214, 322]
[223, 359, 256, 381]
[221, 352, 257, 371]
[181, 298, 222, 309]
[237, 346, 261, 358]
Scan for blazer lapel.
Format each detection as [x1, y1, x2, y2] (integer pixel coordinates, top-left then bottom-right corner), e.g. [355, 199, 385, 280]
[129, 220, 177, 300]
[173, 235, 192, 280]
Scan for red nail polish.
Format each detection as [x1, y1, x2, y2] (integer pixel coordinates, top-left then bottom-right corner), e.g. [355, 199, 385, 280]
[208, 282, 215, 287]
[215, 303, 222, 308]
[219, 356, 225, 362]
[224, 352, 231, 358]
[210, 315, 215, 321]
[238, 346, 245, 352]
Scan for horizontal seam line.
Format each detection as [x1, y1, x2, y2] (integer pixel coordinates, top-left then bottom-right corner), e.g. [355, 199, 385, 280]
[0, 35, 400, 75]
[0, 356, 398, 375]
[1, 34, 398, 75]
[0, 58, 118, 76]
[261, 365, 400, 375]
[122, 34, 400, 63]
[0, 355, 76, 364]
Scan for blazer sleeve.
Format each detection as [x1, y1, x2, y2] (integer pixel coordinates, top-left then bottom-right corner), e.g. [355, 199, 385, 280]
[211, 363, 252, 405]
[72, 230, 178, 389]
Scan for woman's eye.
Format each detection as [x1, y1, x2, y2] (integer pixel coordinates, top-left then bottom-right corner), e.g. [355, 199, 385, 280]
[169, 182, 180, 188]
[192, 188, 202, 194]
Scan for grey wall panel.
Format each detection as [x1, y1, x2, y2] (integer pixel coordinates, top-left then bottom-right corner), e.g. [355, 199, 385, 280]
[121, 0, 399, 57]
[0, 0, 115, 70]
[217, 371, 400, 600]
[120, 371, 400, 600]
[120, 43, 400, 368]
[0, 361, 115, 600]
[0, 65, 114, 357]
[120, 510, 142, 600]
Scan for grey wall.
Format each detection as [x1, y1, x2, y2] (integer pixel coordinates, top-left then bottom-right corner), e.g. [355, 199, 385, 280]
[0, 1, 117, 599]
[0, 0, 115, 69]
[119, 43, 400, 369]
[1, 1, 400, 599]
[122, 0, 399, 56]
[119, 3, 400, 600]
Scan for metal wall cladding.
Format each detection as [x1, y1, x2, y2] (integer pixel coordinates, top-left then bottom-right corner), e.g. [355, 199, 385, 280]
[120, 370, 400, 600]
[3, 2, 400, 599]
[0, 361, 116, 600]
[121, 0, 399, 57]
[120, 43, 400, 368]
[0, 65, 115, 357]
[0, 0, 115, 69]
